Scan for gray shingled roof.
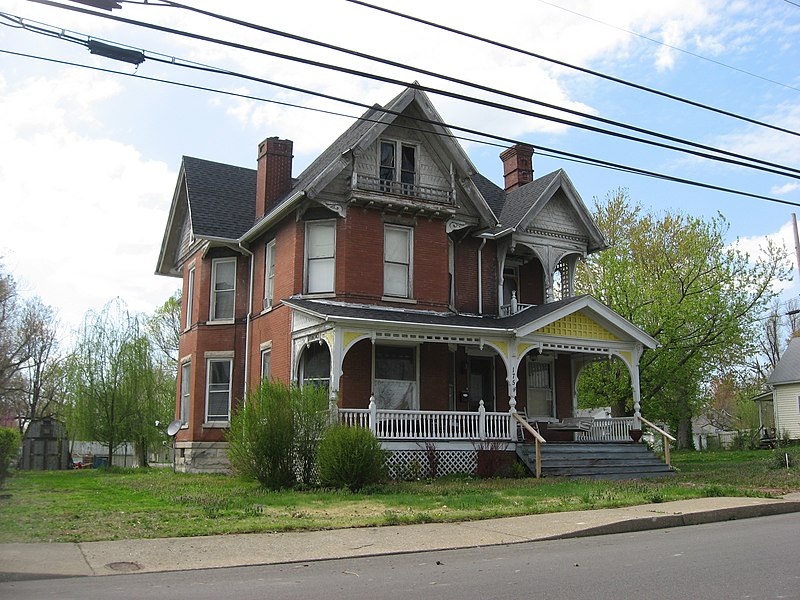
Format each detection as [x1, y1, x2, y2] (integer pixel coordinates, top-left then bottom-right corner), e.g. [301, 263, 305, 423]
[768, 336, 800, 385]
[499, 170, 562, 229]
[183, 156, 256, 239]
[283, 295, 584, 331]
[470, 172, 506, 219]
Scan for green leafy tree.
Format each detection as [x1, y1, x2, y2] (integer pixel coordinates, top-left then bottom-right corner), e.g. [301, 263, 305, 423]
[146, 290, 181, 368]
[576, 191, 790, 448]
[66, 299, 172, 466]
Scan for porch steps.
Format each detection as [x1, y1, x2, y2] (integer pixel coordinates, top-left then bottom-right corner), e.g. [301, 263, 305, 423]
[516, 442, 673, 480]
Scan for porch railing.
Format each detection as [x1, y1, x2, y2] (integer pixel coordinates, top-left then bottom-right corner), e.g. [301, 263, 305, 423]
[575, 417, 635, 442]
[338, 398, 513, 441]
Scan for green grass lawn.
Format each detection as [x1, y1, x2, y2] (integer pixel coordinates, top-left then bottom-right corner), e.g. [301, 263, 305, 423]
[1, 448, 797, 544]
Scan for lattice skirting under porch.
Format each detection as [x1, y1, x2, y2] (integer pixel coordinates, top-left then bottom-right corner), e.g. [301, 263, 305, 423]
[385, 448, 478, 479]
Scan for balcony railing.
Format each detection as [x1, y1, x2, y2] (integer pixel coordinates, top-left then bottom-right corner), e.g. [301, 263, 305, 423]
[353, 173, 454, 206]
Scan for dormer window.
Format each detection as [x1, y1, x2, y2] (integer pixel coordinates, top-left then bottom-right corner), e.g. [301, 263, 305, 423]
[380, 140, 416, 195]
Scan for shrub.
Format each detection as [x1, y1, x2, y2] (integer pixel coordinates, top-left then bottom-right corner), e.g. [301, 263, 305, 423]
[0, 427, 20, 489]
[227, 380, 296, 490]
[317, 425, 385, 491]
[293, 384, 330, 485]
[769, 447, 800, 470]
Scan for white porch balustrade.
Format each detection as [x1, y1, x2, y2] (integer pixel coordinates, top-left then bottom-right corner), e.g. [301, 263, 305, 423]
[339, 401, 636, 444]
[338, 398, 514, 441]
[575, 417, 635, 442]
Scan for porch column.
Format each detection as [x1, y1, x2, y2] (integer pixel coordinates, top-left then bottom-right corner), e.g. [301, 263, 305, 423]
[328, 328, 344, 407]
[630, 344, 643, 429]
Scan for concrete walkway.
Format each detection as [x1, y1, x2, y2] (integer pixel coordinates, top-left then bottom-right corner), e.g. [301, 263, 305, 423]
[2, 494, 800, 581]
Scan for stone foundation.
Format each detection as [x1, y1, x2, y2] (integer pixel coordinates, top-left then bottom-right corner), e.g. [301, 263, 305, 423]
[175, 441, 231, 473]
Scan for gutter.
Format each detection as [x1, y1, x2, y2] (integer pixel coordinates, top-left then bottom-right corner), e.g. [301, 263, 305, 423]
[238, 241, 255, 398]
[477, 238, 486, 315]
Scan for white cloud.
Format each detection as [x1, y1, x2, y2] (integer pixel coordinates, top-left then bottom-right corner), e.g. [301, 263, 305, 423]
[772, 183, 800, 195]
[733, 220, 797, 295]
[0, 68, 178, 333]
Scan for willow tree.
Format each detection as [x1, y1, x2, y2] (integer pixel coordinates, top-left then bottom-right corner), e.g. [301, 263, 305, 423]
[67, 299, 172, 466]
[576, 191, 790, 448]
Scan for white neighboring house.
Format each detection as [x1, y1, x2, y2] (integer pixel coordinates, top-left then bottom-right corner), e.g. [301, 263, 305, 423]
[764, 336, 800, 440]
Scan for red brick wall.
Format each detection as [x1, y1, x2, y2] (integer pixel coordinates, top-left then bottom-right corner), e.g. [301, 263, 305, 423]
[340, 339, 372, 408]
[453, 238, 499, 314]
[519, 258, 545, 305]
[419, 343, 449, 410]
[336, 209, 450, 309]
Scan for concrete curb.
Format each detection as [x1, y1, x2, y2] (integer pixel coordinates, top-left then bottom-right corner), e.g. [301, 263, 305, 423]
[2, 496, 799, 581]
[548, 499, 800, 539]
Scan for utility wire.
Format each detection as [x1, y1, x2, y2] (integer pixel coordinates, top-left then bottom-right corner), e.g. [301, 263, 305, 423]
[115, 0, 800, 179]
[531, 0, 800, 94]
[4, 45, 799, 209]
[344, 0, 800, 121]
[20, 1, 800, 181]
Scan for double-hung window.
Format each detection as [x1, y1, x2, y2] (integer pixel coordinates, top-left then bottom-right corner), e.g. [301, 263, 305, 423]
[374, 345, 417, 410]
[261, 348, 271, 381]
[305, 220, 335, 294]
[179, 361, 191, 424]
[264, 240, 276, 309]
[210, 258, 236, 321]
[379, 140, 416, 194]
[205, 358, 232, 422]
[185, 267, 195, 329]
[384, 225, 413, 298]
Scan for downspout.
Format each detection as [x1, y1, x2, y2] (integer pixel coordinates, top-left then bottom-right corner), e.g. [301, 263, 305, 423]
[477, 238, 486, 315]
[238, 242, 255, 399]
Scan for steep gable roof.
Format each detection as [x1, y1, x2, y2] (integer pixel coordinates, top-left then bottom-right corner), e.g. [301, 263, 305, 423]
[499, 169, 606, 253]
[242, 86, 499, 241]
[155, 157, 256, 276]
[183, 156, 256, 239]
[768, 336, 800, 386]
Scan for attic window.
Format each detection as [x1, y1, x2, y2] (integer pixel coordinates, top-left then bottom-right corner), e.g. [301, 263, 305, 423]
[380, 140, 416, 195]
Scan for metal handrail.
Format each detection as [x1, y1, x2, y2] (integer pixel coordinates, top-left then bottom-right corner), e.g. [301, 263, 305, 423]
[512, 412, 545, 478]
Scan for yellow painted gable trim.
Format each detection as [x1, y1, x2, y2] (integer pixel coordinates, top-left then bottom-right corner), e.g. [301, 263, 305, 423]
[538, 312, 619, 341]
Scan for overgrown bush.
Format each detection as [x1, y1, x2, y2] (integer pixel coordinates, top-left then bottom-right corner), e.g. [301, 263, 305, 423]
[317, 425, 385, 491]
[0, 427, 20, 489]
[769, 447, 800, 470]
[227, 380, 297, 490]
[293, 384, 330, 485]
[227, 380, 330, 489]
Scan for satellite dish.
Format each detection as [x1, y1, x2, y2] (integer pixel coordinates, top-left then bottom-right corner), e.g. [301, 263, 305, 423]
[166, 420, 182, 437]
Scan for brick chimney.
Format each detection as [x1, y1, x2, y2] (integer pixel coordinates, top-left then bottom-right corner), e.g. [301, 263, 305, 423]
[499, 144, 534, 192]
[256, 137, 294, 218]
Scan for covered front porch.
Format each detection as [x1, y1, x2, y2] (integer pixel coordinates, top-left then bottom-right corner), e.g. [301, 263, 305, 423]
[284, 295, 663, 477]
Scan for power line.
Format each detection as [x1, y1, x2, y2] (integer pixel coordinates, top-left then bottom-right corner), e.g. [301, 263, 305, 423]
[4, 45, 799, 210]
[344, 0, 800, 120]
[530, 0, 800, 94]
[118, 0, 800, 180]
[19, 1, 800, 182]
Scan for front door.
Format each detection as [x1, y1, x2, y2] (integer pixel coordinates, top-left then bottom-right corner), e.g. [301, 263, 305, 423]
[468, 357, 495, 411]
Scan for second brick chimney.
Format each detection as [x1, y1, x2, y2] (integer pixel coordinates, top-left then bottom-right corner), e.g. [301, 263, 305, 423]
[256, 137, 294, 218]
[499, 144, 534, 192]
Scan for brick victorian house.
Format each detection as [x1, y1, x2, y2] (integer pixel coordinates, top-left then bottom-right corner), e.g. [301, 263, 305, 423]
[157, 87, 658, 474]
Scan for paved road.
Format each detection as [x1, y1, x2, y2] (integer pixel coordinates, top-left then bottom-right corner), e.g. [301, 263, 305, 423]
[2, 513, 799, 599]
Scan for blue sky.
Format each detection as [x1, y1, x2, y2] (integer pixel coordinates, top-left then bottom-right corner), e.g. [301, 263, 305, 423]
[1, 0, 799, 332]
